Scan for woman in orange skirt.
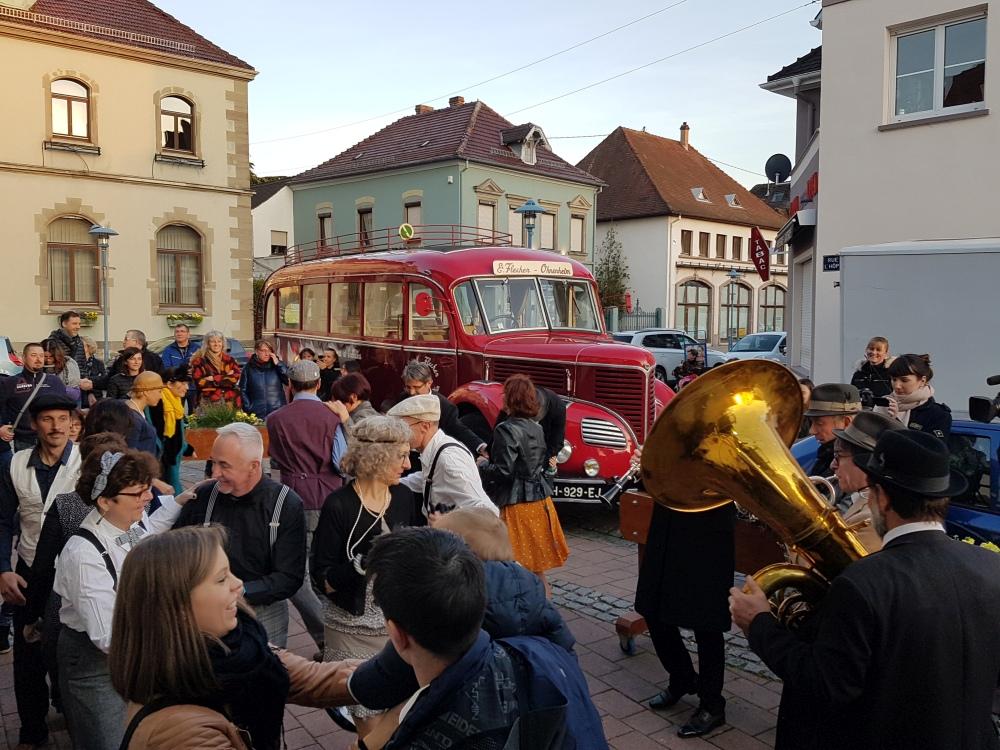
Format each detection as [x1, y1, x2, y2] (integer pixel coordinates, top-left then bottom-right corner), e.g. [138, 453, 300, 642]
[478, 374, 569, 596]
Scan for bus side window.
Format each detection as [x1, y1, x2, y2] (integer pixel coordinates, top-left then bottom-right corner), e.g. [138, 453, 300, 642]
[364, 282, 403, 340]
[453, 282, 485, 335]
[409, 284, 450, 342]
[264, 292, 276, 330]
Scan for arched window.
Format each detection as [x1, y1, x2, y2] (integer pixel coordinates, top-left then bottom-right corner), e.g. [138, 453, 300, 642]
[675, 280, 711, 341]
[51, 79, 90, 139]
[161, 96, 194, 152]
[157, 225, 202, 306]
[48, 217, 98, 304]
[759, 284, 787, 332]
[719, 282, 752, 345]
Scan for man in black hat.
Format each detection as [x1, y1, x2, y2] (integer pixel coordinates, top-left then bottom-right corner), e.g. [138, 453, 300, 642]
[0, 393, 81, 749]
[805, 383, 861, 477]
[730, 429, 1000, 750]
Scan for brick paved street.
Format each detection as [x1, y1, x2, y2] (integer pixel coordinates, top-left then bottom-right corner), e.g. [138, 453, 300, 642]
[0, 467, 782, 749]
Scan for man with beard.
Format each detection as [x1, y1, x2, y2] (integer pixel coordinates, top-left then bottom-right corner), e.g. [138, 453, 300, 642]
[731, 430, 1000, 749]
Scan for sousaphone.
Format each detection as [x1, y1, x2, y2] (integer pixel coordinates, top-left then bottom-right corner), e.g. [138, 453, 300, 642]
[640, 359, 868, 625]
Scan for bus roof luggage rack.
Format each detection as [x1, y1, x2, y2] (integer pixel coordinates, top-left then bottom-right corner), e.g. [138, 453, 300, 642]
[286, 225, 513, 265]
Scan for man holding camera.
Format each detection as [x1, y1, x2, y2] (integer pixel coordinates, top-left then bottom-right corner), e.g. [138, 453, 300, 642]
[805, 384, 861, 478]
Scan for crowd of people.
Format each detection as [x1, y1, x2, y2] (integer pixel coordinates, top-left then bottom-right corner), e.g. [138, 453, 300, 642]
[0, 313, 600, 750]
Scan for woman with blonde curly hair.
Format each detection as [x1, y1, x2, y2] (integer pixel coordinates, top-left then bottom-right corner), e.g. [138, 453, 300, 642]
[189, 330, 241, 406]
[309, 415, 421, 735]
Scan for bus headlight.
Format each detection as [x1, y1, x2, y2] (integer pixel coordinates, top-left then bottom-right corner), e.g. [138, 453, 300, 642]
[556, 441, 572, 464]
[583, 458, 600, 477]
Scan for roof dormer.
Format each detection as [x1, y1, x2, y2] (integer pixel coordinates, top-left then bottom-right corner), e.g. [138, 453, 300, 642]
[691, 187, 711, 203]
[500, 123, 550, 166]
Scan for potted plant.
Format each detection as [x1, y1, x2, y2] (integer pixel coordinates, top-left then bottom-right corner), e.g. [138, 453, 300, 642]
[185, 403, 268, 459]
[166, 312, 204, 327]
[78, 311, 99, 327]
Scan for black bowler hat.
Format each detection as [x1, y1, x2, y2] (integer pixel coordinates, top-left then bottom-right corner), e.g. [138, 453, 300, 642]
[28, 393, 77, 417]
[860, 429, 967, 497]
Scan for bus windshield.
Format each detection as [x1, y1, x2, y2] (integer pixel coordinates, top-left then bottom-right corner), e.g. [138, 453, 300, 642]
[470, 277, 601, 333]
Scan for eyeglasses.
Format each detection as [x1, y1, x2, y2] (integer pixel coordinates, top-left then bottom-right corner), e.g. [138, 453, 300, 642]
[117, 486, 151, 498]
[832, 451, 854, 462]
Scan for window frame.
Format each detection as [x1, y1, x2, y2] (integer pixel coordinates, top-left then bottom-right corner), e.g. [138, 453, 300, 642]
[570, 215, 586, 255]
[732, 236, 744, 261]
[358, 208, 374, 247]
[48, 242, 99, 305]
[758, 284, 787, 332]
[318, 213, 333, 245]
[719, 281, 752, 343]
[680, 230, 693, 256]
[404, 201, 422, 228]
[715, 234, 727, 259]
[156, 224, 203, 309]
[698, 232, 710, 258]
[160, 95, 195, 153]
[50, 78, 90, 141]
[270, 230, 288, 256]
[889, 12, 987, 124]
[675, 280, 712, 341]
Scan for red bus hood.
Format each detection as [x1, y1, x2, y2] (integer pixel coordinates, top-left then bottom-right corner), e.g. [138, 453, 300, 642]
[481, 334, 656, 370]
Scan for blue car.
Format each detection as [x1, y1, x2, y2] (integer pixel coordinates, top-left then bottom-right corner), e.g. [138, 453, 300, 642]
[792, 420, 1000, 545]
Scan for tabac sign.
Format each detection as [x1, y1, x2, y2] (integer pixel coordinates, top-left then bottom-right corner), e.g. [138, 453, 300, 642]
[492, 260, 573, 277]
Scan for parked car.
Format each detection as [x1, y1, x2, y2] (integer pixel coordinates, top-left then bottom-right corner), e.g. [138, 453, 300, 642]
[611, 328, 728, 383]
[0, 336, 22, 377]
[792, 418, 1000, 545]
[146, 335, 249, 367]
[726, 332, 787, 364]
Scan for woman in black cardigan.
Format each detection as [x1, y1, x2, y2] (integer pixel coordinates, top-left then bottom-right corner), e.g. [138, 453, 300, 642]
[309, 415, 421, 735]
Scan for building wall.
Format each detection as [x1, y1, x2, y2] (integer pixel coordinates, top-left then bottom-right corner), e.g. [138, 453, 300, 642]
[459, 165, 598, 264]
[0, 26, 254, 347]
[817, 0, 1000, 381]
[252, 186, 294, 258]
[291, 163, 459, 247]
[598, 216, 785, 348]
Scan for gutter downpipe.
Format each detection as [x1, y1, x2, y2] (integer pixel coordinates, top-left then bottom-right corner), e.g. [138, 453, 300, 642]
[667, 214, 682, 328]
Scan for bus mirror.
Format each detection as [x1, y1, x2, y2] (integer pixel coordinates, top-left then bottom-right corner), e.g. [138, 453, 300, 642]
[414, 292, 434, 317]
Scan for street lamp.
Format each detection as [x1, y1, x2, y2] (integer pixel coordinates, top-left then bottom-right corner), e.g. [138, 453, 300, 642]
[726, 267, 743, 351]
[515, 199, 544, 249]
[88, 224, 118, 362]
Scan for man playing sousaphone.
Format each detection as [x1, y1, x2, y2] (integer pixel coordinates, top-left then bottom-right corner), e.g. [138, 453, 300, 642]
[731, 430, 1000, 750]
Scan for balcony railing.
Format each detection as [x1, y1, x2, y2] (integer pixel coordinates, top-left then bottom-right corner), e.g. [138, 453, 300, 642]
[285, 225, 513, 265]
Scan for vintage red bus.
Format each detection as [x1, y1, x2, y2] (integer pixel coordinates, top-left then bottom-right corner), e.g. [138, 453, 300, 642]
[260, 225, 672, 503]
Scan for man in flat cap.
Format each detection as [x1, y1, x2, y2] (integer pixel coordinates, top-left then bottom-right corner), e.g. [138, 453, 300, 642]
[0, 393, 80, 749]
[388, 394, 497, 518]
[830, 411, 905, 553]
[731, 429, 1000, 750]
[806, 383, 862, 478]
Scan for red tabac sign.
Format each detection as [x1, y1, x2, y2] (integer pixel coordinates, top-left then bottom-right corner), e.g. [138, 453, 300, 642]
[750, 226, 771, 282]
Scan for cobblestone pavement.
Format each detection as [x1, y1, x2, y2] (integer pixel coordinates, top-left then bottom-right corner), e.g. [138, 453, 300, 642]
[0, 467, 782, 749]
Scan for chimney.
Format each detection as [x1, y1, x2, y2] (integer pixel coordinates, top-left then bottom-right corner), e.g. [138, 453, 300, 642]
[448, 96, 465, 108]
[415, 104, 433, 115]
[680, 122, 690, 150]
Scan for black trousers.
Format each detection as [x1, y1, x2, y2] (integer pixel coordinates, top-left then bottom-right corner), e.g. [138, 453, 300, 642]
[646, 616, 726, 714]
[12, 559, 51, 745]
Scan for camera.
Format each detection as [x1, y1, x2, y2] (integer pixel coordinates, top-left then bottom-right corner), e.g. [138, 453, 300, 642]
[859, 388, 890, 409]
[969, 374, 1000, 423]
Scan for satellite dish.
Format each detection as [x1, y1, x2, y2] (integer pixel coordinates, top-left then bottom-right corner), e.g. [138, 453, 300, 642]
[765, 154, 792, 183]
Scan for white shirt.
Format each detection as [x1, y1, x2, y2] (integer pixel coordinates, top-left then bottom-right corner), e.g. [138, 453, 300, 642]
[54, 494, 180, 652]
[400, 428, 498, 516]
[880, 521, 945, 548]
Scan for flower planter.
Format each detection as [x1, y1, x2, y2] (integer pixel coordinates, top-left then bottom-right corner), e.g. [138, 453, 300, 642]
[185, 425, 269, 460]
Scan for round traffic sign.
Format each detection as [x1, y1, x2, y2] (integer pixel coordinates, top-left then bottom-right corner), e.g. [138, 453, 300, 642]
[399, 223, 415, 240]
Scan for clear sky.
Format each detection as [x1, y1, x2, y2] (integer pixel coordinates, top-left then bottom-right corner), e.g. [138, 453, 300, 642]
[156, 0, 822, 187]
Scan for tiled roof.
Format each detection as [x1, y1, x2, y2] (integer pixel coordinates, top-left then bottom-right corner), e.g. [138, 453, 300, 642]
[11, 0, 253, 70]
[767, 46, 821, 82]
[251, 178, 291, 209]
[291, 101, 603, 187]
[750, 182, 790, 215]
[577, 127, 784, 229]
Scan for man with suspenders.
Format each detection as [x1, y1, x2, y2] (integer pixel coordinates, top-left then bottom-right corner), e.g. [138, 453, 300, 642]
[174, 422, 306, 648]
[388, 395, 498, 519]
[0, 394, 81, 750]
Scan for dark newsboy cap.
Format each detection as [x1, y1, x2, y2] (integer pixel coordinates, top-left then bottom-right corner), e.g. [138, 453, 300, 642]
[860, 429, 967, 497]
[28, 394, 78, 416]
[804, 383, 862, 417]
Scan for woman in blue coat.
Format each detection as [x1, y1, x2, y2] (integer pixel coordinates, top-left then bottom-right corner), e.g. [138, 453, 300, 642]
[238, 340, 288, 419]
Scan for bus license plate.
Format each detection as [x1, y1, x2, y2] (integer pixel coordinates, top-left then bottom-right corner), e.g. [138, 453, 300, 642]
[552, 481, 605, 501]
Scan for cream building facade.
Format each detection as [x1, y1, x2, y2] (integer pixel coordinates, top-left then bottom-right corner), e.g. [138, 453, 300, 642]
[0, 1, 256, 349]
[578, 126, 786, 349]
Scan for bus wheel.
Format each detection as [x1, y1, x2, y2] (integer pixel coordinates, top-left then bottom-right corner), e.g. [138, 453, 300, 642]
[460, 411, 492, 444]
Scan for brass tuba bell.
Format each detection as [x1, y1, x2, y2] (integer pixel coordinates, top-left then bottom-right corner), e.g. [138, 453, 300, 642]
[640, 359, 868, 624]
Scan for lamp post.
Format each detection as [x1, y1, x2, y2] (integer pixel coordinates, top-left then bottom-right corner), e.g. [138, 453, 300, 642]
[514, 199, 544, 249]
[88, 224, 118, 363]
[726, 267, 742, 351]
